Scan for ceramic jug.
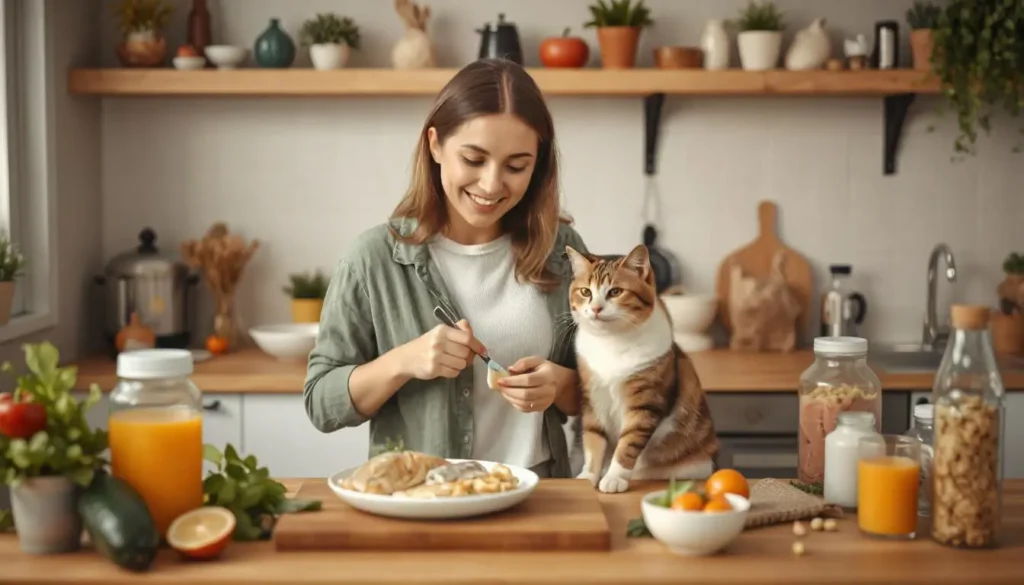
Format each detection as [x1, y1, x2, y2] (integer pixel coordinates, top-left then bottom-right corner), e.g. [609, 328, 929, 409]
[700, 20, 730, 70]
[255, 18, 296, 68]
[785, 18, 831, 71]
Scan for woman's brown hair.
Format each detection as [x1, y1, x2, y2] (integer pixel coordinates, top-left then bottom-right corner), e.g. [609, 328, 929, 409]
[390, 58, 570, 291]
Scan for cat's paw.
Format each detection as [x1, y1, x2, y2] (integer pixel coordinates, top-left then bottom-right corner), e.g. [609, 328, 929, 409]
[598, 472, 630, 494]
[576, 470, 599, 487]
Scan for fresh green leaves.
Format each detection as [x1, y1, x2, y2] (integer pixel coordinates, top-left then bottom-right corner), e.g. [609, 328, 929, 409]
[584, 0, 653, 29]
[1004, 252, 1024, 275]
[790, 480, 824, 496]
[931, 0, 1024, 156]
[732, 1, 785, 32]
[299, 13, 361, 50]
[0, 233, 25, 282]
[625, 517, 651, 538]
[906, 0, 941, 30]
[202, 443, 320, 541]
[0, 508, 13, 532]
[0, 342, 108, 489]
[659, 477, 694, 507]
[282, 270, 330, 300]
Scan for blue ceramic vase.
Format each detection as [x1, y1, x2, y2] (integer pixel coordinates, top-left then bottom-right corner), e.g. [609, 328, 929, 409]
[254, 18, 295, 68]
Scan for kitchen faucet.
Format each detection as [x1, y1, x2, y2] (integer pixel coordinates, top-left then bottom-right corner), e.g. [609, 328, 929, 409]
[922, 243, 957, 350]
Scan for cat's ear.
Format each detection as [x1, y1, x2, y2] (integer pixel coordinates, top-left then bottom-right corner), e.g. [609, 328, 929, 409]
[565, 246, 592, 277]
[622, 244, 651, 279]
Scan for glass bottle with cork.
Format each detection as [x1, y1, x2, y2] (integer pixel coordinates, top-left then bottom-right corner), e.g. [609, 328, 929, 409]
[108, 349, 204, 539]
[931, 304, 1005, 548]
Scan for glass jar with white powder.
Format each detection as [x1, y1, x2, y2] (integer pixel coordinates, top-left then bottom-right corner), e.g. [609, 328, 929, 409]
[823, 411, 880, 509]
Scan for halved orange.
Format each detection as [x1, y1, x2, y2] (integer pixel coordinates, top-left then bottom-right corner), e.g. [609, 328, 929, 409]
[166, 506, 236, 560]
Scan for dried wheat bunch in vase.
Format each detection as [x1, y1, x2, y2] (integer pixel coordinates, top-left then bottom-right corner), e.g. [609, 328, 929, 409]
[180, 223, 260, 350]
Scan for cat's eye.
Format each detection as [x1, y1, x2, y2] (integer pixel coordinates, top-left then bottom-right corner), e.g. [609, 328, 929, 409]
[607, 287, 623, 298]
[579, 287, 592, 298]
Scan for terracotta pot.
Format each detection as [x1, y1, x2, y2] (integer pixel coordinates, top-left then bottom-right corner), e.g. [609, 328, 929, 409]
[291, 299, 323, 323]
[0, 281, 14, 325]
[991, 312, 1024, 356]
[910, 29, 934, 72]
[653, 46, 702, 69]
[116, 30, 168, 67]
[596, 26, 641, 69]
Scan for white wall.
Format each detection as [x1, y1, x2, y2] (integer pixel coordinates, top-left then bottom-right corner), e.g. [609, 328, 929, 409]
[97, 0, 1023, 346]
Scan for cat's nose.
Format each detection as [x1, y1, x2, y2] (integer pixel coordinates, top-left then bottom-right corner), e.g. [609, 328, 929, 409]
[591, 306, 603, 315]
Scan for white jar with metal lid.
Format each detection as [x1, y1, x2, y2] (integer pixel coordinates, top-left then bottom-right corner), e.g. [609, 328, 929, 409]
[108, 349, 204, 538]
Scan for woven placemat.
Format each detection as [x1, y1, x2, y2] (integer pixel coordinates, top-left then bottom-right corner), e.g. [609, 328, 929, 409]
[744, 479, 844, 529]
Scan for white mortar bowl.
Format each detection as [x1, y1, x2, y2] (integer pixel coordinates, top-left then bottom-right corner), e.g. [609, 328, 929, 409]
[641, 490, 750, 556]
[249, 323, 318, 361]
[204, 45, 248, 69]
[660, 291, 718, 334]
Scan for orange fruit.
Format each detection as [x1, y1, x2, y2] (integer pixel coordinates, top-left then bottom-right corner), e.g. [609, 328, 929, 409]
[177, 44, 198, 57]
[670, 491, 705, 511]
[703, 494, 734, 513]
[206, 335, 229, 355]
[705, 468, 749, 500]
[167, 507, 236, 560]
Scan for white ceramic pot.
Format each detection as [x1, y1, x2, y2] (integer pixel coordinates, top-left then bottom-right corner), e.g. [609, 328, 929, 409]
[738, 30, 782, 71]
[10, 476, 83, 554]
[700, 20, 730, 70]
[310, 43, 350, 70]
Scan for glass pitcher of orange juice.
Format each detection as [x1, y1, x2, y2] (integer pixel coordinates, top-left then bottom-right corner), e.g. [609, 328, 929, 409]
[109, 349, 203, 539]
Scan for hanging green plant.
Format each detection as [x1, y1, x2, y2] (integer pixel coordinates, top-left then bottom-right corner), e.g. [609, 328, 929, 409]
[930, 0, 1024, 157]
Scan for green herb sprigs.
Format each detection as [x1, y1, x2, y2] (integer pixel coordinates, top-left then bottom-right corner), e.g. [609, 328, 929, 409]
[790, 480, 824, 496]
[625, 477, 694, 538]
[202, 443, 321, 541]
[626, 517, 651, 538]
[0, 508, 13, 532]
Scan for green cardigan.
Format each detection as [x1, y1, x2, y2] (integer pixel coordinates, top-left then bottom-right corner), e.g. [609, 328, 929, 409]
[303, 219, 590, 478]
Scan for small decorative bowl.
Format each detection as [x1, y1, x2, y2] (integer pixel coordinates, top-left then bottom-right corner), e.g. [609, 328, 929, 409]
[641, 490, 751, 556]
[204, 45, 248, 70]
[249, 323, 318, 361]
[173, 56, 206, 70]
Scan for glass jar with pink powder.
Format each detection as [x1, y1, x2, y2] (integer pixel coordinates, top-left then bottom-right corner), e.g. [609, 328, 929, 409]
[797, 337, 882, 486]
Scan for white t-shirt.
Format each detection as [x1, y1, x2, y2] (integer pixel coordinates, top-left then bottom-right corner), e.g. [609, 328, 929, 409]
[428, 234, 552, 469]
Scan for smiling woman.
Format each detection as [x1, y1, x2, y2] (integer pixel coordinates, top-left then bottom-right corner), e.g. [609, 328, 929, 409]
[303, 59, 591, 479]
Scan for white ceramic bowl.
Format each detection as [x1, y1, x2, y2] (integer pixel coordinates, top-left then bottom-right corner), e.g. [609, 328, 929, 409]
[249, 323, 318, 361]
[660, 292, 718, 333]
[641, 490, 750, 556]
[204, 45, 248, 69]
[328, 459, 539, 520]
[173, 55, 206, 70]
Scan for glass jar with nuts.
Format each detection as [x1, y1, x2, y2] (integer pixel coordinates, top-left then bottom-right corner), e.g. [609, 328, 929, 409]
[931, 305, 1006, 549]
[798, 337, 882, 485]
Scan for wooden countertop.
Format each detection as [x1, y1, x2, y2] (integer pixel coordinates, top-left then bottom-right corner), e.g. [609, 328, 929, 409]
[2, 478, 1022, 584]
[68, 348, 1024, 394]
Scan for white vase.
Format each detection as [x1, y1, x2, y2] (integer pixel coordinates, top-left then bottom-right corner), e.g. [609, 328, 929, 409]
[10, 476, 83, 554]
[738, 30, 782, 71]
[785, 18, 831, 71]
[700, 20, 730, 70]
[309, 43, 350, 70]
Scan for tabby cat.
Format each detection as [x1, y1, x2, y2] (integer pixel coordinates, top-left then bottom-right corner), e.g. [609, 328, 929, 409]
[565, 244, 719, 493]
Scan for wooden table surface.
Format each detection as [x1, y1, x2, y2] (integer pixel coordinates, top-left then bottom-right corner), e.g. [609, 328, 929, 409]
[68, 348, 1024, 393]
[2, 478, 1023, 584]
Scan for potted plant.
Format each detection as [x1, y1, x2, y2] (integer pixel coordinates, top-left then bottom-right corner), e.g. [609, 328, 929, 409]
[931, 0, 1024, 156]
[0, 233, 25, 325]
[299, 12, 361, 70]
[906, 1, 940, 72]
[112, 0, 174, 67]
[732, 1, 786, 71]
[0, 342, 108, 554]
[583, 0, 653, 69]
[284, 270, 329, 323]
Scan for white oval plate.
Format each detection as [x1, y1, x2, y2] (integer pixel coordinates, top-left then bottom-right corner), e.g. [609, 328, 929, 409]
[327, 459, 539, 520]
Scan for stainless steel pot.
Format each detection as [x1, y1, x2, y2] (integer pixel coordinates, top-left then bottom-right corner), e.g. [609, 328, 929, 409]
[95, 228, 199, 349]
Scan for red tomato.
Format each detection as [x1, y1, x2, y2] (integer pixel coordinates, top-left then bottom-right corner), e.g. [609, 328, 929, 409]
[0, 399, 47, 439]
[539, 28, 590, 68]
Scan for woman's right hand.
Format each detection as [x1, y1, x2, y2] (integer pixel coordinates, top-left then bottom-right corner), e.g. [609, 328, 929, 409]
[398, 320, 487, 380]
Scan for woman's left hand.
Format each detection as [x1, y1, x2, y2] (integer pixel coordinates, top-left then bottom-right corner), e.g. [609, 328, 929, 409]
[496, 356, 572, 413]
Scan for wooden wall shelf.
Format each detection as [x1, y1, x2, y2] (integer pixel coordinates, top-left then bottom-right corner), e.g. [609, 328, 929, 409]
[67, 68, 940, 98]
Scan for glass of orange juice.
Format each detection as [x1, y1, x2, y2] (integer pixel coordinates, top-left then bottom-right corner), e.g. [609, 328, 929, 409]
[857, 434, 921, 539]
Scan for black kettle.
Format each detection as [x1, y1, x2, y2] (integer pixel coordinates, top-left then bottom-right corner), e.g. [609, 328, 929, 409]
[476, 13, 523, 64]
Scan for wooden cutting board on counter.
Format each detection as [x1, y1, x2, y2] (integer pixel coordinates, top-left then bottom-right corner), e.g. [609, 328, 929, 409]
[273, 479, 612, 552]
[714, 200, 813, 334]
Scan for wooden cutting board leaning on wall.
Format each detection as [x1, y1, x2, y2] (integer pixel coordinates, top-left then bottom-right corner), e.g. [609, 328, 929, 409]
[714, 201, 813, 351]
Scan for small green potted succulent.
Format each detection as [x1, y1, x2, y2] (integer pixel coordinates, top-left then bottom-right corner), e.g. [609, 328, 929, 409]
[111, 0, 174, 67]
[0, 233, 25, 325]
[283, 270, 329, 323]
[583, 0, 653, 69]
[906, 1, 940, 72]
[732, 0, 786, 71]
[0, 342, 108, 554]
[299, 12, 361, 70]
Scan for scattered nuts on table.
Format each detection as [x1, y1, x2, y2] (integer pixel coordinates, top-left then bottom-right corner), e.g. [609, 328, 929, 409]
[792, 541, 806, 556]
[810, 517, 824, 531]
[823, 518, 838, 532]
[793, 521, 807, 536]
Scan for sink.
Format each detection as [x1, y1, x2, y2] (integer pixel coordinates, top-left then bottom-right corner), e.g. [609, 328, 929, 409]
[869, 342, 1024, 373]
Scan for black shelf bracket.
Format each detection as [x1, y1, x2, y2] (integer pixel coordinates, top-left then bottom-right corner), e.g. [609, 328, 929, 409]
[883, 93, 916, 176]
[644, 93, 666, 176]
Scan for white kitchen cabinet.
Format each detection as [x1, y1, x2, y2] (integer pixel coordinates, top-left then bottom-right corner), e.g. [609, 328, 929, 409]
[1003, 393, 1024, 479]
[242, 394, 369, 479]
